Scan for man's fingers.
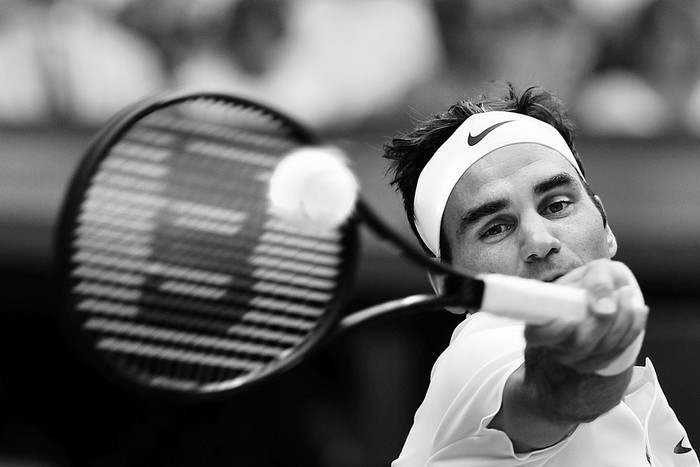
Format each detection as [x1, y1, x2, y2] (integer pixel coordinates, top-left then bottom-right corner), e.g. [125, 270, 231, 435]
[547, 285, 649, 372]
[614, 285, 649, 351]
[524, 318, 575, 348]
[525, 260, 649, 373]
[525, 281, 648, 372]
[582, 260, 623, 316]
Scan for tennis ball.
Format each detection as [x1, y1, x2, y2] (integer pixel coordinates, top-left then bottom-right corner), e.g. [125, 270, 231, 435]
[268, 146, 358, 232]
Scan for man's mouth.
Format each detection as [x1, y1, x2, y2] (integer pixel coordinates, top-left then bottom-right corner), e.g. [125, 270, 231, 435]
[543, 273, 565, 283]
[527, 263, 581, 283]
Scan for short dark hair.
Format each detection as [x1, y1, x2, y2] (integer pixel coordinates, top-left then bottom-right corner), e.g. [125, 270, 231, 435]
[383, 82, 603, 261]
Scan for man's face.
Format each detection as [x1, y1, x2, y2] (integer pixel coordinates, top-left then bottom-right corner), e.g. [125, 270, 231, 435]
[441, 143, 616, 281]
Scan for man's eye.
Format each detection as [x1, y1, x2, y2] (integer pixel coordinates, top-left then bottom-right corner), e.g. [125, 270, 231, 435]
[482, 224, 511, 238]
[549, 202, 565, 213]
[543, 200, 571, 215]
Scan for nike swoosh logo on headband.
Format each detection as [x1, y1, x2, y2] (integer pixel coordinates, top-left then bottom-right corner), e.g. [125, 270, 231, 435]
[467, 120, 514, 146]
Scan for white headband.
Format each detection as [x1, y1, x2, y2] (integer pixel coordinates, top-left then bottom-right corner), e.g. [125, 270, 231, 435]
[413, 111, 584, 257]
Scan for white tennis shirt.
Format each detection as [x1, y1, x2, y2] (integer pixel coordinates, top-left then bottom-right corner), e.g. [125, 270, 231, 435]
[393, 313, 699, 466]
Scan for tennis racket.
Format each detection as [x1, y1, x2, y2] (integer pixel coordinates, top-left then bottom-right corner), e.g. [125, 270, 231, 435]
[56, 89, 641, 399]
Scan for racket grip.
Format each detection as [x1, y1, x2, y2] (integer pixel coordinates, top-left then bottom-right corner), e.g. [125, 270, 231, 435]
[480, 274, 586, 325]
[479, 274, 642, 376]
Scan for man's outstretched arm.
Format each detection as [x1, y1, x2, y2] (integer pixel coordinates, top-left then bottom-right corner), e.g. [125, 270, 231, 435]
[488, 259, 648, 452]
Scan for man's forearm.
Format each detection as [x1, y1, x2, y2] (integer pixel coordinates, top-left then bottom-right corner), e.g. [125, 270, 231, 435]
[489, 346, 634, 453]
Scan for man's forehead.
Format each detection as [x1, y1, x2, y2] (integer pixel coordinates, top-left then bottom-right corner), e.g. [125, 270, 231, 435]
[459, 143, 580, 191]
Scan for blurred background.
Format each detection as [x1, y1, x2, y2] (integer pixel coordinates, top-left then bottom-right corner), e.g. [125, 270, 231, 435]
[2, 0, 700, 465]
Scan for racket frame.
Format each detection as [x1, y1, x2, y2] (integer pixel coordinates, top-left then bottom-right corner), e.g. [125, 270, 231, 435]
[55, 90, 363, 399]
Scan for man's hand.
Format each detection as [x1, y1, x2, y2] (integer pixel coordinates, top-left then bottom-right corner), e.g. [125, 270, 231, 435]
[524, 259, 649, 374]
[489, 260, 648, 450]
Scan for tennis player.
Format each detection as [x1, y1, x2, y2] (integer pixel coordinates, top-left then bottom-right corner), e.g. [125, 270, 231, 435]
[384, 83, 698, 466]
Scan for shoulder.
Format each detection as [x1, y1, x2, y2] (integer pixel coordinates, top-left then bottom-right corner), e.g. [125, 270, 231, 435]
[436, 312, 527, 379]
[395, 314, 528, 464]
[424, 313, 527, 431]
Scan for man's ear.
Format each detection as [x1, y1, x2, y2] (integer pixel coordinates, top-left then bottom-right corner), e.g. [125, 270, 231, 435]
[605, 223, 618, 258]
[594, 195, 618, 258]
[427, 265, 467, 315]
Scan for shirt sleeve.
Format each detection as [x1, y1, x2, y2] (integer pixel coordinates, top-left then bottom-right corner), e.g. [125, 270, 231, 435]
[398, 313, 575, 466]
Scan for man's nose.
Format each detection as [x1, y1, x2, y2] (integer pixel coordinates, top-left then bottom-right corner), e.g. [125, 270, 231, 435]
[519, 215, 561, 261]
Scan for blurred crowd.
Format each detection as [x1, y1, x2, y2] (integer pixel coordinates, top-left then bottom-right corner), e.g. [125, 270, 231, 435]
[2, 0, 700, 136]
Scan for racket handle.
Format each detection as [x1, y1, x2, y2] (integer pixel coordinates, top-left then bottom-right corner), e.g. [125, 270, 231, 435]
[480, 274, 587, 325]
[479, 274, 642, 376]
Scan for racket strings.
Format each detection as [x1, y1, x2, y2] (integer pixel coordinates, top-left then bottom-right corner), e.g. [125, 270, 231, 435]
[76, 297, 307, 345]
[68, 99, 349, 393]
[72, 228, 340, 310]
[73, 270, 333, 327]
[73, 212, 342, 301]
[76, 193, 341, 264]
